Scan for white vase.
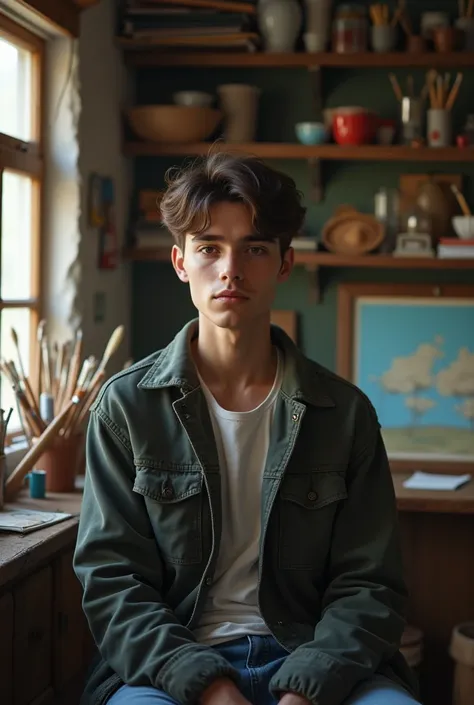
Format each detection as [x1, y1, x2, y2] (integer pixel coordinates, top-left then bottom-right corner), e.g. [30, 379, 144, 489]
[303, 0, 332, 51]
[258, 0, 302, 53]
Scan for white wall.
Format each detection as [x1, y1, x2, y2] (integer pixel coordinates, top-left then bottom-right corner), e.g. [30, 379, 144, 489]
[43, 0, 132, 375]
[77, 0, 132, 372]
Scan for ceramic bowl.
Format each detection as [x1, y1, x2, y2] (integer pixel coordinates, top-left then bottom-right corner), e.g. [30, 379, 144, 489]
[127, 105, 222, 143]
[295, 122, 328, 145]
[452, 215, 474, 239]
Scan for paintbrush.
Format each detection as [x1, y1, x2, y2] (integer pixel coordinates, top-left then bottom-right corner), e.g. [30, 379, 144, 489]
[86, 325, 124, 392]
[61, 329, 83, 413]
[11, 327, 41, 420]
[35, 319, 46, 400]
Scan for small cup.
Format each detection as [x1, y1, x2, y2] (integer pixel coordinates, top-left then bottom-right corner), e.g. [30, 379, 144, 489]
[406, 35, 427, 53]
[432, 27, 462, 53]
[371, 25, 397, 53]
[26, 469, 47, 499]
[427, 108, 452, 147]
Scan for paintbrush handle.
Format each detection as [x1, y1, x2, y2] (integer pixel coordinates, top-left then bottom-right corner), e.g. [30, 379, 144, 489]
[22, 375, 42, 421]
[62, 335, 83, 412]
[72, 372, 105, 431]
[4, 397, 79, 501]
[14, 387, 45, 437]
[451, 184, 471, 216]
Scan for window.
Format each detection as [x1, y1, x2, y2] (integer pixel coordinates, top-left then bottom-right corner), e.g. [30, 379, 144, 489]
[0, 15, 43, 437]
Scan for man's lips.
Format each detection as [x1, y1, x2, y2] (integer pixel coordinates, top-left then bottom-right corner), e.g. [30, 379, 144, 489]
[214, 291, 249, 299]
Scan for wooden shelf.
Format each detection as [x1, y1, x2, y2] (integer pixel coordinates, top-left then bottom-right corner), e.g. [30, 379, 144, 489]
[123, 142, 474, 162]
[393, 473, 474, 514]
[124, 247, 474, 271]
[120, 47, 474, 69]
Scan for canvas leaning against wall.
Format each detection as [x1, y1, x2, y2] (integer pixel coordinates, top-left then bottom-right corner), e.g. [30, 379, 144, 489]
[337, 283, 474, 471]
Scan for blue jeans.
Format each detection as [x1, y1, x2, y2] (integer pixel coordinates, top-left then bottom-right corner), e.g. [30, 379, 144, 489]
[108, 635, 420, 705]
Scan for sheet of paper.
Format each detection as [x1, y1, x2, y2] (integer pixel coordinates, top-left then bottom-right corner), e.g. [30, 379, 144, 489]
[403, 471, 472, 491]
[0, 508, 72, 533]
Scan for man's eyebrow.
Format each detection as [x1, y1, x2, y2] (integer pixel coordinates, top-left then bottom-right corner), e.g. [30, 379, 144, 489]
[190, 233, 277, 243]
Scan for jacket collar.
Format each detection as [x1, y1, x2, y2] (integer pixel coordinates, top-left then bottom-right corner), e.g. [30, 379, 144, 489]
[138, 318, 335, 408]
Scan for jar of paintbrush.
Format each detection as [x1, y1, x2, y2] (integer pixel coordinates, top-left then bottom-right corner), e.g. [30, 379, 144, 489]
[1, 322, 125, 501]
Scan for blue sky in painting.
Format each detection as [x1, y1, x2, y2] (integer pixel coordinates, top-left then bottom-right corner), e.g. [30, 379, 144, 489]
[355, 299, 474, 429]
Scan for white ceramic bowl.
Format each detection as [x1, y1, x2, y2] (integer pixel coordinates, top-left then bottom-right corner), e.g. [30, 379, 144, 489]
[452, 215, 474, 239]
[172, 91, 214, 108]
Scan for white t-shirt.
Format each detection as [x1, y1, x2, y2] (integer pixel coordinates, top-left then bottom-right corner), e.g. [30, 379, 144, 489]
[193, 350, 283, 646]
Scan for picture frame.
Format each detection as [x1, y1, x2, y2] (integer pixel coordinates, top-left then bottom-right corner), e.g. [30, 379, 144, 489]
[337, 283, 474, 473]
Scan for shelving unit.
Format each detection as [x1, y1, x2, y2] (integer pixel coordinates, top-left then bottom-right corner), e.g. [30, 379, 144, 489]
[124, 142, 474, 161]
[119, 47, 474, 69]
[121, 46, 474, 287]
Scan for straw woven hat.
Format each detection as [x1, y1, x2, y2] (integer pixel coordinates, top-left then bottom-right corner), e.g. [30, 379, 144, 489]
[322, 207, 384, 255]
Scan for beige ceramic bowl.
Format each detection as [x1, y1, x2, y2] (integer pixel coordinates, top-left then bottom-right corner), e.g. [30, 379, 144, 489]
[128, 105, 223, 143]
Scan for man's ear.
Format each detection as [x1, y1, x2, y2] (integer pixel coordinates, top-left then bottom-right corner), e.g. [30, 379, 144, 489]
[278, 246, 294, 283]
[171, 244, 189, 282]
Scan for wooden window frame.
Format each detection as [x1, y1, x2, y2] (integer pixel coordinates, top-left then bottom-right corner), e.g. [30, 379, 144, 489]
[0, 14, 44, 442]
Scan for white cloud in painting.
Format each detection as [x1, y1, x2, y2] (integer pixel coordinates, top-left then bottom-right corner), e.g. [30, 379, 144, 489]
[405, 397, 437, 412]
[405, 396, 437, 425]
[436, 348, 474, 397]
[377, 342, 443, 394]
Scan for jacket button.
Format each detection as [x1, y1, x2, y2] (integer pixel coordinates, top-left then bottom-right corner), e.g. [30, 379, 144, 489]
[162, 487, 174, 499]
[292, 413, 299, 422]
[307, 491, 318, 501]
[205, 576, 212, 586]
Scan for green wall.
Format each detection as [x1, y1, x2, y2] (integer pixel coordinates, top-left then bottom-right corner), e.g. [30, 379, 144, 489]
[130, 0, 474, 368]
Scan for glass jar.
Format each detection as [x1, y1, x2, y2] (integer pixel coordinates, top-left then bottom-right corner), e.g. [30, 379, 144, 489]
[332, 4, 368, 53]
[374, 187, 400, 253]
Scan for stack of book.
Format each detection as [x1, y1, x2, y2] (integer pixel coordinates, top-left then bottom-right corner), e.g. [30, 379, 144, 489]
[120, 0, 260, 51]
[132, 190, 173, 249]
[438, 237, 474, 259]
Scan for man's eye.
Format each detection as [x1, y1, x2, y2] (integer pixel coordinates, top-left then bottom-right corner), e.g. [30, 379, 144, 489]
[248, 246, 266, 255]
[199, 246, 217, 255]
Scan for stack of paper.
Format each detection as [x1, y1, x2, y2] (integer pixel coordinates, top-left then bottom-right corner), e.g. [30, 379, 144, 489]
[403, 472, 472, 491]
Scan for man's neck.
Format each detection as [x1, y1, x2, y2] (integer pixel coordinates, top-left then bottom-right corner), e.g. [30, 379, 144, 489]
[191, 316, 278, 412]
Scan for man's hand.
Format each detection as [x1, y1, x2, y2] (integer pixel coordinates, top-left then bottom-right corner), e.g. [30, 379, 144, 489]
[200, 678, 251, 705]
[279, 693, 312, 705]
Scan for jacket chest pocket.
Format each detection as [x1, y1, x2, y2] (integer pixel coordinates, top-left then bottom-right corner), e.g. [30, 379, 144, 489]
[133, 467, 203, 565]
[278, 469, 347, 570]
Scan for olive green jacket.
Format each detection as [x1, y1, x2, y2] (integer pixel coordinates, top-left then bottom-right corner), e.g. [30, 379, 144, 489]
[73, 320, 418, 705]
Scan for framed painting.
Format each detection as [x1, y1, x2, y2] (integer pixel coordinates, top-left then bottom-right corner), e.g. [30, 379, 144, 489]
[337, 283, 474, 473]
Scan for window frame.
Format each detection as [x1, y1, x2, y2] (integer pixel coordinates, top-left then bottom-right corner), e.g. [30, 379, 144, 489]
[0, 13, 44, 441]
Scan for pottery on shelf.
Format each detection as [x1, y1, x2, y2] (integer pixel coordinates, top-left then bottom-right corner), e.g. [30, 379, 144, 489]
[217, 84, 260, 143]
[303, 0, 332, 52]
[257, 0, 302, 53]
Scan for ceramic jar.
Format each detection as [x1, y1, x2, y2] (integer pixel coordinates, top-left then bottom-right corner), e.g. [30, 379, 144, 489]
[257, 0, 302, 53]
[218, 84, 260, 142]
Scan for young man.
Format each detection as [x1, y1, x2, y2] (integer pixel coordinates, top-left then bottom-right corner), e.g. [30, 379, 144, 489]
[73, 153, 420, 705]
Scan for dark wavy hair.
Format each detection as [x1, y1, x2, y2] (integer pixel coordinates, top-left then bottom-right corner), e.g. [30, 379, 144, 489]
[159, 151, 306, 254]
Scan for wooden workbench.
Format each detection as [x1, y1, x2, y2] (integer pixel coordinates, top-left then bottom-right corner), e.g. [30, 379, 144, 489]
[0, 490, 92, 705]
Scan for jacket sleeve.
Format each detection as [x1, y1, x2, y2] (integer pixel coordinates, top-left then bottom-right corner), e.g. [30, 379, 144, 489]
[73, 406, 240, 705]
[270, 399, 410, 705]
